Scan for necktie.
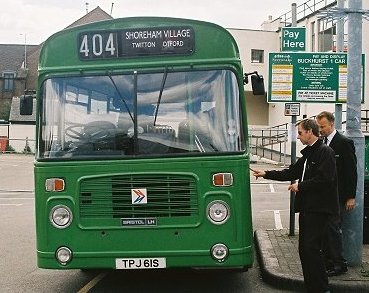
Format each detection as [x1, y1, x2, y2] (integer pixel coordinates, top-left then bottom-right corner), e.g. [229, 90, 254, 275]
[323, 136, 328, 144]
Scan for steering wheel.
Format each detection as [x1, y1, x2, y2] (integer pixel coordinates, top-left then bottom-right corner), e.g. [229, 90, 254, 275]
[65, 122, 116, 141]
[65, 123, 85, 140]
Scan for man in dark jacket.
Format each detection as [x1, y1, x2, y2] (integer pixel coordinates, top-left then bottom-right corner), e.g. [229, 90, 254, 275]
[316, 111, 357, 276]
[253, 118, 339, 293]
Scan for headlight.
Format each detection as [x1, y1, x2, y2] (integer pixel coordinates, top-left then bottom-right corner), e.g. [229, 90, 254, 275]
[211, 243, 228, 262]
[207, 200, 230, 224]
[56, 247, 72, 265]
[50, 205, 72, 228]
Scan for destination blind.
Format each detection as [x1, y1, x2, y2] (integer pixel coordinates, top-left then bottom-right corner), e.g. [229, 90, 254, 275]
[78, 26, 195, 59]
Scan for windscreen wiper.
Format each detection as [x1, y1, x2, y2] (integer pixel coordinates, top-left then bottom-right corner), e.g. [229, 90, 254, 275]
[153, 69, 168, 126]
[107, 74, 134, 122]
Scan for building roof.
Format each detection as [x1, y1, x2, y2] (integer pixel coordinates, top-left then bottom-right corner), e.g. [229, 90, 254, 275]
[65, 6, 113, 29]
[0, 44, 38, 74]
[9, 97, 36, 124]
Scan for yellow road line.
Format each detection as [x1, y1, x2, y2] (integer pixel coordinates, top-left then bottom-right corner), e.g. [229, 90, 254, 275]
[77, 272, 108, 293]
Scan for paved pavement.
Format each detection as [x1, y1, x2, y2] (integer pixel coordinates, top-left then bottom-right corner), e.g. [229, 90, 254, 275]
[254, 229, 369, 292]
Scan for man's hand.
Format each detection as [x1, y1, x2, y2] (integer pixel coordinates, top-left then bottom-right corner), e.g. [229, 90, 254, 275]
[288, 183, 299, 193]
[345, 198, 356, 211]
[252, 169, 266, 180]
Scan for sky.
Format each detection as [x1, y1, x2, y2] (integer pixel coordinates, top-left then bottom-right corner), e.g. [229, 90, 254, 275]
[1, 0, 297, 45]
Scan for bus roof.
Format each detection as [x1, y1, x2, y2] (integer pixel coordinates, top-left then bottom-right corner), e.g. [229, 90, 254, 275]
[39, 17, 240, 73]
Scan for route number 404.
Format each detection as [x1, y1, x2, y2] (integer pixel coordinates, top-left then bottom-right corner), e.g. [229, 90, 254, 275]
[79, 33, 118, 59]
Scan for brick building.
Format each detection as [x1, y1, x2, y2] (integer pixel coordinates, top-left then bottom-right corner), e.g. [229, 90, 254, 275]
[0, 44, 38, 119]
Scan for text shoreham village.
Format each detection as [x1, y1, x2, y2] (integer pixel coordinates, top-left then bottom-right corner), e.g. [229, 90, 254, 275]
[125, 28, 192, 49]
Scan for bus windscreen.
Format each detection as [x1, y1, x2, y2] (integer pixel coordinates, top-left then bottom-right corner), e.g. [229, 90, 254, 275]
[40, 69, 243, 159]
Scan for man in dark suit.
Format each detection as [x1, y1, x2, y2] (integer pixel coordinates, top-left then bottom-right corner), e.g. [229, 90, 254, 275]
[316, 111, 357, 277]
[253, 118, 339, 293]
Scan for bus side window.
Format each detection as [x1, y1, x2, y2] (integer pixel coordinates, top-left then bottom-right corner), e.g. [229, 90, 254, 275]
[178, 115, 212, 152]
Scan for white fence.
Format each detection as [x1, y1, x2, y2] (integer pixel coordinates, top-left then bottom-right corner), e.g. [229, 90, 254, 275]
[0, 124, 35, 153]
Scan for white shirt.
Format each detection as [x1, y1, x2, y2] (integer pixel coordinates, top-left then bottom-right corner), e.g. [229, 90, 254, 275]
[326, 129, 337, 146]
[302, 138, 319, 181]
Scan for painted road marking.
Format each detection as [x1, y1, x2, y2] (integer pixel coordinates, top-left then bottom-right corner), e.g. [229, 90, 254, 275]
[251, 182, 288, 185]
[0, 197, 33, 206]
[269, 183, 275, 193]
[78, 272, 108, 293]
[274, 210, 283, 230]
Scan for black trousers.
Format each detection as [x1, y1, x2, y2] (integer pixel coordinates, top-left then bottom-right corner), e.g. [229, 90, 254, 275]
[323, 205, 346, 268]
[299, 212, 329, 293]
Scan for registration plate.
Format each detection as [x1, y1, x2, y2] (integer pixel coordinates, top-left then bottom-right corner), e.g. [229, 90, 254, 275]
[115, 258, 166, 269]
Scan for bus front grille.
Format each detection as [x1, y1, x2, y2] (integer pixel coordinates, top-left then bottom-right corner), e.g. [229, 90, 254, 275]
[79, 174, 198, 219]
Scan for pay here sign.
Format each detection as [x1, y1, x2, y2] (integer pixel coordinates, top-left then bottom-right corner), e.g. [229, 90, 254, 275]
[268, 52, 365, 103]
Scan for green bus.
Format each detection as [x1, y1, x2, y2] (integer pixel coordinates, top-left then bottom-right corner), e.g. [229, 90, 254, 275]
[27, 17, 262, 270]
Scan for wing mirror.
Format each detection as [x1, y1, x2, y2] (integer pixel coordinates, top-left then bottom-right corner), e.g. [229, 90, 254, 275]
[243, 71, 265, 95]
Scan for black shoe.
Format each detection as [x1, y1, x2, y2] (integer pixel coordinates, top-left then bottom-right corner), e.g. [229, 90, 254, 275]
[325, 262, 334, 271]
[326, 265, 348, 277]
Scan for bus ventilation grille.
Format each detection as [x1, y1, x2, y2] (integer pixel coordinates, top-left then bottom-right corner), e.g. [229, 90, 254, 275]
[79, 174, 198, 219]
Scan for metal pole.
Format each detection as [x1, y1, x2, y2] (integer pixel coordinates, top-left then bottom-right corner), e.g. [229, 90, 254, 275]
[110, 2, 114, 15]
[24, 34, 27, 70]
[24, 33, 27, 91]
[284, 132, 287, 167]
[335, 0, 344, 132]
[289, 3, 297, 236]
[344, 0, 364, 266]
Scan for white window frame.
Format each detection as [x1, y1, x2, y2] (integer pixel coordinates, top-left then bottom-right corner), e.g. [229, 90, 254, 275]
[251, 49, 264, 64]
[2, 71, 16, 91]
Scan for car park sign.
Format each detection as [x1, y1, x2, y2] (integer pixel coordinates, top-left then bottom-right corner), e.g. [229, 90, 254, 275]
[268, 52, 365, 103]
